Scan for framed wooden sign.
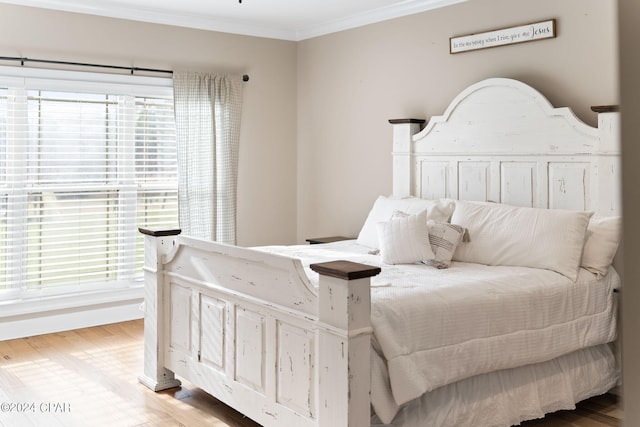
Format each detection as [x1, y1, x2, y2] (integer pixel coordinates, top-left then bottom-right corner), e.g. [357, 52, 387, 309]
[450, 19, 556, 54]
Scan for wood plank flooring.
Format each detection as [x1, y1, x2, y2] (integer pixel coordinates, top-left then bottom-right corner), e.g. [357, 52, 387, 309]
[0, 320, 621, 426]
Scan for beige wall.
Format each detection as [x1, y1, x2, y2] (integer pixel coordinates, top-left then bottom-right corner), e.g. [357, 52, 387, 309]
[0, 2, 618, 246]
[0, 3, 298, 247]
[619, 0, 639, 424]
[296, 0, 618, 242]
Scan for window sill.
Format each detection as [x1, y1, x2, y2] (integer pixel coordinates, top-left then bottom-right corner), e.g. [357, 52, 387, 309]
[0, 286, 144, 340]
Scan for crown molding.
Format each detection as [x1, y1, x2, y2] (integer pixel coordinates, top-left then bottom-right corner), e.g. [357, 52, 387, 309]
[1, 0, 466, 41]
[296, 0, 467, 40]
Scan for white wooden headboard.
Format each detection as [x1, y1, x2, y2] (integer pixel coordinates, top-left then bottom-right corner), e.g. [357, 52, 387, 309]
[390, 78, 621, 216]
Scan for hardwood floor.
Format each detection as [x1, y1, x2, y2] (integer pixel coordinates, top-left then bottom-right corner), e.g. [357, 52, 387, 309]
[520, 393, 620, 427]
[0, 320, 620, 427]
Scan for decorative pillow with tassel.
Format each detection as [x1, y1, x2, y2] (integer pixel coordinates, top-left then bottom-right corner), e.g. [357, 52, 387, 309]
[423, 221, 467, 269]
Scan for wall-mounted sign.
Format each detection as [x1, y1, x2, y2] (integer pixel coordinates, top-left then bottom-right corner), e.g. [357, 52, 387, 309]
[450, 19, 556, 54]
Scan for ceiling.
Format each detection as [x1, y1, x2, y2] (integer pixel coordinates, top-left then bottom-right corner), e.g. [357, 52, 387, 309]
[2, 0, 467, 41]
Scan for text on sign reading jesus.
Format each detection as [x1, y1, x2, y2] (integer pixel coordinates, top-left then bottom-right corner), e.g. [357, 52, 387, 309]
[450, 20, 556, 54]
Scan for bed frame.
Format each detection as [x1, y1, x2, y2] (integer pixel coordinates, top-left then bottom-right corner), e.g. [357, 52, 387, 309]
[138, 78, 620, 426]
[391, 78, 620, 215]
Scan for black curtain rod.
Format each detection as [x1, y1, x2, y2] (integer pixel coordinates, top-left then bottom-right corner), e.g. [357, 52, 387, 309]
[0, 56, 249, 82]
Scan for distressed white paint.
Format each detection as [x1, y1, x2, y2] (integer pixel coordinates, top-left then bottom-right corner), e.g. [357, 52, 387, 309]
[200, 295, 226, 370]
[416, 161, 448, 199]
[170, 284, 191, 353]
[501, 162, 536, 207]
[458, 161, 491, 202]
[392, 78, 621, 216]
[548, 162, 590, 210]
[138, 232, 182, 392]
[317, 274, 372, 427]
[140, 233, 378, 427]
[235, 307, 266, 392]
[277, 321, 315, 415]
[393, 121, 422, 197]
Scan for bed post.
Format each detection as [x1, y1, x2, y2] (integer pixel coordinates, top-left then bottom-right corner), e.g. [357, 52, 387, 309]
[137, 228, 183, 392]
[311, 261, 381, 427]
[592, 105, 622, 216]
[389, 119, 425, 197]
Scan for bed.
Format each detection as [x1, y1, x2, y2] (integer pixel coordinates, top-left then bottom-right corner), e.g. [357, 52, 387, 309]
[138, 77, 621, 426]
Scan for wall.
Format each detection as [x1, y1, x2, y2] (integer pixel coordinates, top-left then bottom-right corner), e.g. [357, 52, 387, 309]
[296, 0, 618, 242]
[0, 3, 298, 247]
[0, 0, 623, 339]
[619, 0, 640, 424]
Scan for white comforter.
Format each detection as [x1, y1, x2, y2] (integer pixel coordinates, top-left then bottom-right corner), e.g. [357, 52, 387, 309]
[255, 240, 619, 424]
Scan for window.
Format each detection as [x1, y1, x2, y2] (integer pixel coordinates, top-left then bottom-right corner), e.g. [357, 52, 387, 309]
[0, 68, 178, 301]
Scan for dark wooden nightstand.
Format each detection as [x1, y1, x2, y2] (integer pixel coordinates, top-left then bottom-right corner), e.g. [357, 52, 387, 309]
[305, 236, 354, 244]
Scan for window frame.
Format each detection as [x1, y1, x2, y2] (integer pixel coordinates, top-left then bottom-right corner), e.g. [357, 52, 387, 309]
[0, 66, 176, 302]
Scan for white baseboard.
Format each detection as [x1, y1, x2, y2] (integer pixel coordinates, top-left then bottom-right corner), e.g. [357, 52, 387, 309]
[0, 287, 144, 340]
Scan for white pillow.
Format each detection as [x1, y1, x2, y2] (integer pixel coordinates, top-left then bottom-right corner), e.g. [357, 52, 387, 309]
[357, 196, 455, 249]
[452, 201, 593, 281]
[423, 221, 466, 269]
[581, 216, 621, 277]
[377, 210, 435, 265]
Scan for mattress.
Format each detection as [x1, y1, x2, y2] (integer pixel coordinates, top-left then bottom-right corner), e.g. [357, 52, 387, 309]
[255, 240, 620, 424]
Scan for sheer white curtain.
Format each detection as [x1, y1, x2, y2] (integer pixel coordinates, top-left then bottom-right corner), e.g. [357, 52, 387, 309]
[173, 72, 243, 244]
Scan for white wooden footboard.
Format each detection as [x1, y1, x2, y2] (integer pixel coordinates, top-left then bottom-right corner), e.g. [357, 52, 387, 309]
[138, 228, 380, 427]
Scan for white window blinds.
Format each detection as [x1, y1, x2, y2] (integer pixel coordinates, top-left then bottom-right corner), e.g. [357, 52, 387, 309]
[0, 68, 178, 301]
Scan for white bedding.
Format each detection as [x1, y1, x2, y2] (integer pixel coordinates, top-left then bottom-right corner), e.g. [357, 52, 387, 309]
[254, 240, 620, 424]
[373, 344, 618, 427]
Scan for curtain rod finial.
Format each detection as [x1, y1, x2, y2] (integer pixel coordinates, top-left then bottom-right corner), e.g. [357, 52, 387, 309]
[242, 74, 249, 82]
